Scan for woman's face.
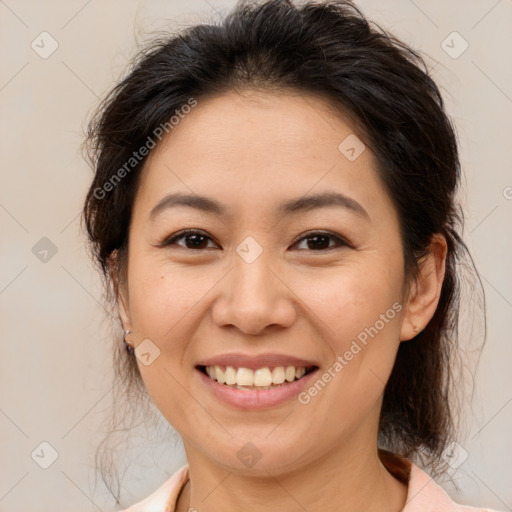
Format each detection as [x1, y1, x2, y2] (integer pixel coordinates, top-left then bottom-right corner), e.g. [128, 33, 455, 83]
[118, 89, 415, 475]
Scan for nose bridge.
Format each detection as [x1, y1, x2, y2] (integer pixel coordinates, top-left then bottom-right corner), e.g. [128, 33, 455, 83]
[214, 234, 296, 333]
[232, 235, 277, 302]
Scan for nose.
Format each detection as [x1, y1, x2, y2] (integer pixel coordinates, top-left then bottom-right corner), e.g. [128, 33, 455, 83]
[211, 244, 297, 336]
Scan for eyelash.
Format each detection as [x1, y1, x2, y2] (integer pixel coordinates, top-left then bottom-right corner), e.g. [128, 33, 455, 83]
[158, 229, 352, 252]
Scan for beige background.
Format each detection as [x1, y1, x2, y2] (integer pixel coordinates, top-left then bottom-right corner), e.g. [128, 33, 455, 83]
[1, 0, 511, 511]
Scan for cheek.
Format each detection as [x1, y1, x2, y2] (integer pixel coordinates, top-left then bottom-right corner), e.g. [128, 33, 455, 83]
[295, 257, 404, 403]
[294, 259, 403, 346]
[126, 264, 206, 422]
[128, 260, 210, 342]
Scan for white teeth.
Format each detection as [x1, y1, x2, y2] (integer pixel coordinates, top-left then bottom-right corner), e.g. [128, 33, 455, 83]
[215, 366, 225, 384]
[204, 365, 311, 387]
[271, 366, 286, 384]
[285, 366, 296, 382]
[224, 366, 237, 385]
[236, 367, 254, 386]
[253, 368, 273, 386]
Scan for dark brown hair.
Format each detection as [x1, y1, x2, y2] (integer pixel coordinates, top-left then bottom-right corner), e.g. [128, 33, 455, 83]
[81, 0, 485, 503]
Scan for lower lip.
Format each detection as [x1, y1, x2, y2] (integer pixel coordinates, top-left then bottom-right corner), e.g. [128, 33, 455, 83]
[196, 368, 319, 409]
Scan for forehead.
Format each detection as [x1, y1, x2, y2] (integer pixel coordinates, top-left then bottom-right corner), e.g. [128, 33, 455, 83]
[133, 89, 396, 226]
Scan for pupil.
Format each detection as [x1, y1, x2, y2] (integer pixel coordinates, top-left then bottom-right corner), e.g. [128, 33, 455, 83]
[308, 235, 329, 250]
[187, 234, 206, 248]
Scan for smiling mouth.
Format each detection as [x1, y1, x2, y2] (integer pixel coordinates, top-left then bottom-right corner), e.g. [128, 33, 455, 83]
[197, 365, 318, 390]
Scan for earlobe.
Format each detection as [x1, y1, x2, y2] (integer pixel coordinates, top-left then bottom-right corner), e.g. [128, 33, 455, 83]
[400, 233, 448, 342]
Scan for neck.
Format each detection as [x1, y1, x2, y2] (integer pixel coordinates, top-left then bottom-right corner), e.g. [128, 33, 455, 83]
[178, 438, 408, 512]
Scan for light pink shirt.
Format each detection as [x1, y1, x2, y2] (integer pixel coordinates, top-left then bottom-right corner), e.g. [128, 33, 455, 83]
[122, 454, 502, 512]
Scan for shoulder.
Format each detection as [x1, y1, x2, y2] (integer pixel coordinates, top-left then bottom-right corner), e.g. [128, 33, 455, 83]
[120, 464, 189, 512]
[403, 458, 502, 512]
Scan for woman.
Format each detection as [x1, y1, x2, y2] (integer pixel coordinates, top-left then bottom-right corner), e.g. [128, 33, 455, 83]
[81, 1, 502, 510]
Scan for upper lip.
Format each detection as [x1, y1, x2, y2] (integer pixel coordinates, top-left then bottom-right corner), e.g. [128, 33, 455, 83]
[196, 353, 319, 370]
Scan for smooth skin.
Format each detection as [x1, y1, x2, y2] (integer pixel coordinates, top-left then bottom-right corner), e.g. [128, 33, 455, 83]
[116, 89, 447, 512]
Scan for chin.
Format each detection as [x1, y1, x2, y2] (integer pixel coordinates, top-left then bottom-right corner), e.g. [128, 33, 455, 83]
[203, 437, 312, 477]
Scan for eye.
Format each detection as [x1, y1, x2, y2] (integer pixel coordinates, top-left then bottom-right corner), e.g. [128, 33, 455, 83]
[158, 229, 351, 251]
[292, 231, 351, 251]
[159, 229, 219, 250]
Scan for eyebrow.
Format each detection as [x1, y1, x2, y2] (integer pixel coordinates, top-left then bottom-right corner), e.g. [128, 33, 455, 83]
[148, 191, 370, 222]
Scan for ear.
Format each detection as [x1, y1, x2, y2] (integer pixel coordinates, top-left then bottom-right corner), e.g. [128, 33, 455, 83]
[400, 233, 448, 342]
[108, 250, 132, 332]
